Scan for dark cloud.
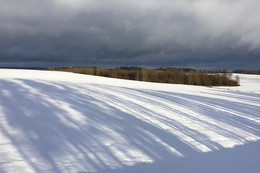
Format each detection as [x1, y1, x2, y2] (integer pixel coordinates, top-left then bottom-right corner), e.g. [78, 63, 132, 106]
[0, 0, 260, 69]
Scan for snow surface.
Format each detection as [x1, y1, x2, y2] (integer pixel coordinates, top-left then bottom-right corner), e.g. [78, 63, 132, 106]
[219, 73, 260, 93]
[0, 69, 260, 173]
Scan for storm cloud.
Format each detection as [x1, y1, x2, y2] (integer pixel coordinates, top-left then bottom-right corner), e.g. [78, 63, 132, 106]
[0, 0, 260, 69]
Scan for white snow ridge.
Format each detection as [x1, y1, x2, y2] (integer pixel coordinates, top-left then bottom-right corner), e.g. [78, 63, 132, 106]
[0, 69, 260, 173]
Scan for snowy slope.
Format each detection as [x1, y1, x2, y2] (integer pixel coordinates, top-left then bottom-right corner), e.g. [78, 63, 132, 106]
[0, 69, 260, 173]
[219, 73, 260, 93]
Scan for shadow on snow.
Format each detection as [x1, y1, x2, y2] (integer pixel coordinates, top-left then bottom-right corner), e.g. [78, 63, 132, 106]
[0, 79, 259, 172]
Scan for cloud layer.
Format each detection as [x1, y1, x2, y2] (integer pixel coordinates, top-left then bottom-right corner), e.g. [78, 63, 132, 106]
[0, 0, 260, 69]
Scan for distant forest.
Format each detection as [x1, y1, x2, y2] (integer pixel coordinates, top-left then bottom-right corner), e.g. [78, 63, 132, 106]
[209, 69, 260, 75]
[230, 69, 260, 75]
[47, 66, 240, 86]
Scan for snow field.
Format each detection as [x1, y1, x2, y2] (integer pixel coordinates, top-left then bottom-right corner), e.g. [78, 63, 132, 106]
[0, 69, 260, 173]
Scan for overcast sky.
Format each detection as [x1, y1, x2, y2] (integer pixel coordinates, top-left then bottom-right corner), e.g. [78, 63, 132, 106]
[0, 0, 260, 69]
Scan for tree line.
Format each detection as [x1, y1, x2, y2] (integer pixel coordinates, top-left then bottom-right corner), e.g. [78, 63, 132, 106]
[210, 69, 260, 75]
[47, 66, 239, 86]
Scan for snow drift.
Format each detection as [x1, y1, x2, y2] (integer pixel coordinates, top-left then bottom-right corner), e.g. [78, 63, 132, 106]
[0, 69, 260, 173]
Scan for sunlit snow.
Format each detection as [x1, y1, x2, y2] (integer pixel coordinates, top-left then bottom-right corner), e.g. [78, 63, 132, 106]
[0, 69, 259, 173]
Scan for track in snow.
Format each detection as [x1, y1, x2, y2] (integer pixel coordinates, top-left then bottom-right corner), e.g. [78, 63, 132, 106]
[0, 69, 260, 173]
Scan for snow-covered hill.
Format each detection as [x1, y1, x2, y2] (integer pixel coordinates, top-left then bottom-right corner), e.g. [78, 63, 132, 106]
[0, 69, 260, 173]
